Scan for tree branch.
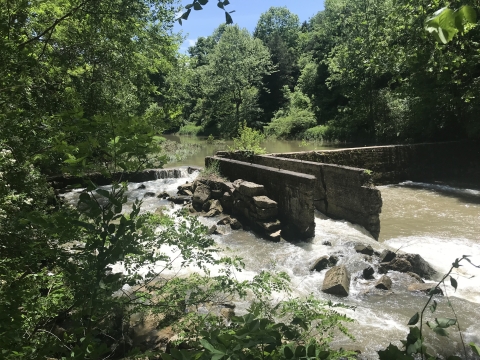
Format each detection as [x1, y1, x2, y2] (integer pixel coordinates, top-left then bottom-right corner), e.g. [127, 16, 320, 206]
[18, 0, 90, 49]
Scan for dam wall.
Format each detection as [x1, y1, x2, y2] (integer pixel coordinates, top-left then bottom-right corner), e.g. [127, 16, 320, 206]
[271, 141, 480, 187]
[210, 153, 382, 240]
[205, 156, 316, 239]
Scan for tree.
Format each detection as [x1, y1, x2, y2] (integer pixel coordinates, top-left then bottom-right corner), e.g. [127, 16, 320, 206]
[254, 6, 301, 50]
[254, 7, 301, 123]
[190, 25, 273, 136]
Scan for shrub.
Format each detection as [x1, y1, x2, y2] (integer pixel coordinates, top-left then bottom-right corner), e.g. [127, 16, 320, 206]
[229, 122, 266, 154]
[303, 125, 331, 142]
[264, 109, 317, 139]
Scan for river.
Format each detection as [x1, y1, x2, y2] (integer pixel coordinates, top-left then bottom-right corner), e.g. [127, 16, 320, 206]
[65, 137, 480, 358]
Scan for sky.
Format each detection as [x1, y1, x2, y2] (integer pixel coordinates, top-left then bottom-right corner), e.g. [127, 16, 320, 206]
[174, 0, 325, 53]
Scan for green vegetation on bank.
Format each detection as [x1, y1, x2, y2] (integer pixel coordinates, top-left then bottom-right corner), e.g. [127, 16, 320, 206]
[175, 1, 480, 143]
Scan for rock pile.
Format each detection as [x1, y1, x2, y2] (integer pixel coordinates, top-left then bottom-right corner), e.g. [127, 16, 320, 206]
[231, 180, 282, 241]
[169, 176, 283, 241]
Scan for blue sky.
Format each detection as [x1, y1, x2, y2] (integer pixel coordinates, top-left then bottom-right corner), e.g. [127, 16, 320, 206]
[174, 0, 325, 52]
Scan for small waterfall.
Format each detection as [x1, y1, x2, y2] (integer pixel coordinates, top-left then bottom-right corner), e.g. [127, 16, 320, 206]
[153, 168, 192, 180]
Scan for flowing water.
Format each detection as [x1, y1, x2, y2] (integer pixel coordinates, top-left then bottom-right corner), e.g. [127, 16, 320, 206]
[64, 161, 480, 358]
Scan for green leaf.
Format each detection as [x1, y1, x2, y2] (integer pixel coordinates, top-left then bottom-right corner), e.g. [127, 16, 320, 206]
[456, 5, 477, 24]
[193, 2, 202, 10]
[96, 189, 110, 198]
[407, 339, 422, 355]
[435, 318, 456, 328]
[450, 276, 458, 291]
[408, 312, 420, 326]
[470, 343, 480, 355]
[284, 346, 294, 359]
[225, 12, 233, 24]
[427, 321, 449, 337]
[307, 344, 316, 358]
[199, 0, 209, 5]
[217, 1, 224, 9]
[181, 9, 191, 20]
[378, 344, 414, 360]
[429, 300, 438, 313]
[295, 345, 306, 358]
[318, 351, 330, 360]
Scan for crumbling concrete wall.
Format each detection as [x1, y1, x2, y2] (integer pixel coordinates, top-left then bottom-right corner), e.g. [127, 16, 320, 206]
[214, 152, 382, 239]
[271, 141, 480, 187]
[205, 156, 316, 239]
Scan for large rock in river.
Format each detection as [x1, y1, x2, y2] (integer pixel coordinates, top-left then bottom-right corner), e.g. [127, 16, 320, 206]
[193, 183, 211, 211]
[399, 254, 437, 280]
[321, 265, 351, 297]
[375, 275, 392, 290]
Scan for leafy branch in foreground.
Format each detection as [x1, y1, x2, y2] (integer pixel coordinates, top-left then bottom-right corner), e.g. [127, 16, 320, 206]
[378, 255, 480, 360]
[178, 0, 235, 25]
[426, 5, 477, 44]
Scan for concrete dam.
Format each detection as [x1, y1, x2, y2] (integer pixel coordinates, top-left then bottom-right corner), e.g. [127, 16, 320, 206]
[206, 141, 480, 240]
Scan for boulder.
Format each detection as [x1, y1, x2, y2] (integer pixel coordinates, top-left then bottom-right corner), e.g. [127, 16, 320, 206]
[267, 230, 281, 242]
[236, 181, 266, 197]
[322, 241, 332, 246]
[379, 250, 396, 263]
[229, 218, 242, 230]
[252, 196, 277, 209]
[184, 204, 196, 214]
[177, 183, 194, 196]
[257, 219, 281, 232]
[136, 184, 147, 190]
[220, 192, 233, 213]
[211, 189, 223, 199]
[210, 200, 223, 214]
[233, 200, 250, 219]
[202, 200, 212, 212]
[252, 207, 278, 221]
[400, 254, 436, 280]
[375, 275, 392, 290]
[354, 244, 374, 256]
[362, 266, 375, 280]
[407, 283, 443, 295]
[329, 255, 339, 266]
[310, 256, 330, 272]
[310, 255, 339, 272]
[407, 272, 425, 283]
[157, 192, 170, 199]
[321, 266, 351, 297]
[388, 258, 412, 273]
[188, 166, 202, 174]
[217, 216, 232, 226]
[168, 196, 192, 204]
[144, 192, 156, 198]
[193, 183, 211, 211]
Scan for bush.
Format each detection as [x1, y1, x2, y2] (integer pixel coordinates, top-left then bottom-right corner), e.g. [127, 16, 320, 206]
[229, 122, 266, 154]
[264, 109, 317, 139]
[178, 123, 203, 136]
[303, 125, 331, 142]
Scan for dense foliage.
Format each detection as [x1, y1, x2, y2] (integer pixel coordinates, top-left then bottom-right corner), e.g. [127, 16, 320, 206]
[180, 2, 479, 143]
[1, 0, 480, 359]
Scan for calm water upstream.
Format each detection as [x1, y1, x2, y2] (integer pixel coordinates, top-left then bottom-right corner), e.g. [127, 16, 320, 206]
[65, 140, 480, 359]
[162, 135, 343, 167]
